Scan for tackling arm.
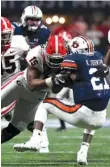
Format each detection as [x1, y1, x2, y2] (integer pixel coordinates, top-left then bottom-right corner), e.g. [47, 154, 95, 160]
[27, 66, 51, 90]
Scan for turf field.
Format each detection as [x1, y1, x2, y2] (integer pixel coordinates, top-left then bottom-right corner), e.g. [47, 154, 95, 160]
[1, 104, 110, 167]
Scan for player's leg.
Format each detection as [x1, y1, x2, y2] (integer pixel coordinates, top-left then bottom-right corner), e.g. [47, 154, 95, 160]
[1, 99, 36, 143]
[76, 106, 107, 165]
[77, 129, 95, 165]
[14, 101, 49, 152]
[1, 72, 23, 110]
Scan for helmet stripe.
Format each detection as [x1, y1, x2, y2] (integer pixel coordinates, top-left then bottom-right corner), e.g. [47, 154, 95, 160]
[80, 36, 94, 53]
[80, 36, 90, 52]
[33, 6, 37, 15]
[31, 6, 34, 14]
[55, 35, 58, 54]
[83, 36, 93, 53]
[1, 17, 8, 29]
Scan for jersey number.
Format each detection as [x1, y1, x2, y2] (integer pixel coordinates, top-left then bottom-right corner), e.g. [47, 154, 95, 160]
[29, 57, 38, 67]
[2, 56, 16, 74]
[89, 68, 109, 90]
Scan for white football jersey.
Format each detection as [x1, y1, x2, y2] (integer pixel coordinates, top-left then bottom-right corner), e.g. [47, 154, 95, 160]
[1, 35, 29, 84]
[26, 45, 45, 72]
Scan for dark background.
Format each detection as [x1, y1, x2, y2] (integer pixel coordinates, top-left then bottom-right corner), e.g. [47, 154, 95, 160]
[1, 1, 110, 55]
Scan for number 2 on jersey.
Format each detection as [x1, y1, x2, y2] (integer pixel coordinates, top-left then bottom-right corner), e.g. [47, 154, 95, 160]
[89, 68, 109, 90]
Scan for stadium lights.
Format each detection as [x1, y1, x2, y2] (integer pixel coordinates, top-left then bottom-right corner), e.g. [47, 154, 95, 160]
[59, 17, 65, 24]
[52, 15, 59, 23]
[46, 17, 53, 24]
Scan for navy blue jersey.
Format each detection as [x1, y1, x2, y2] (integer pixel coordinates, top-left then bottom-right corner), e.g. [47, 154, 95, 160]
[63, 51, 110, 110]
[12, 22, 50, 48]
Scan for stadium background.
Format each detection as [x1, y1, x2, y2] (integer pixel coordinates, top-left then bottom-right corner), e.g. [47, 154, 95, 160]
[1, 1, 110, 167]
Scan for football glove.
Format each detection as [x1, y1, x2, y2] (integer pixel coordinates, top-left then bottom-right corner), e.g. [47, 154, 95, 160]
[94, 64, 109, 78]
[51, 73, 73, 93]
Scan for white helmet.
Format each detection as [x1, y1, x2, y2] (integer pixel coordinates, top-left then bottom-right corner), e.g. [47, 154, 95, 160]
[108, 30, 110, 43]
[21, 5, 43, 31]
[68, 36, 94, 55]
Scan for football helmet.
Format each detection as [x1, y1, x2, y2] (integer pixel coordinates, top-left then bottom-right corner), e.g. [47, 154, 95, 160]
[21, 5, 43, 31]
[1, 17, 13, 46]
[68, 36, 94, 55]
[45, 35, 68, 68]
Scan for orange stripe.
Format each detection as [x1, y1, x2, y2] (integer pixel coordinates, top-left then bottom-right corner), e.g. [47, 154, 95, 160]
[61, 62, 77, 69]
[43, 98, 82, 113]
[83, 36, 93, 53]
[81, 36, 93, 53]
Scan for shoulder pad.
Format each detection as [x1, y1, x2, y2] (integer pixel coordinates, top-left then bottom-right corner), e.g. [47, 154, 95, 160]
[26, 45, 43, 72]
[11, 35, 29, 52]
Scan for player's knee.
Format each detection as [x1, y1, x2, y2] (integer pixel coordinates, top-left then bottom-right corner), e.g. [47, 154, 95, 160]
[1, 123, 20, 144]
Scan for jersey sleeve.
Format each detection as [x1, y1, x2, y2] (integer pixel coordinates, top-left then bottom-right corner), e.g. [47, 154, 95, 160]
[11, 35, 30, 52]
[38, 24, 50, 45]
[60, 54, 78, 71]
[25, 45, 43, 72]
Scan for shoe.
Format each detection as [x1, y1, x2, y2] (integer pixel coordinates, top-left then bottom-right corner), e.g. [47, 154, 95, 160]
[40, 139, 49, 153]
[56, 127, 66, 132]
[77, 149, 88, 165]
[13, 136, 49, 153]
[13, 135, 41, 152]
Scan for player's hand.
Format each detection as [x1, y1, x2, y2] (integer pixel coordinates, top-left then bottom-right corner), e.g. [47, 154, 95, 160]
[94, 64, 109, 78]
[51, 74, 72, 93]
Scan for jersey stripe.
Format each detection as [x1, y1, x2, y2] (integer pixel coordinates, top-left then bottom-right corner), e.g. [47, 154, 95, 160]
[61, 61, 77, 69]
[43, 98, 82, 113]
[1, 72, 24, 90]
[1, 100, 16, 116]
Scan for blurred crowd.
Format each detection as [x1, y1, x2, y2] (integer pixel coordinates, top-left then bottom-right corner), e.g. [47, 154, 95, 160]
[50, 14, 110, 55]
[6, 12, 110, 55]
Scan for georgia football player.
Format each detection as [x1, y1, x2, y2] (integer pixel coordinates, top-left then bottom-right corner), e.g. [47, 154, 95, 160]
[1, 35, 68, 153]
[1, 17, 30, 117]
[14, 36, 110, 165]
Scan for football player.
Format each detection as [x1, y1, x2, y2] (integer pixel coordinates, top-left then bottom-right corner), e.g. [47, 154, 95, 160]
[1, 17, 30, 117]
[1, 35, 68, 153]
[12, 5, 50, 49]
[14, 36, 110, 165]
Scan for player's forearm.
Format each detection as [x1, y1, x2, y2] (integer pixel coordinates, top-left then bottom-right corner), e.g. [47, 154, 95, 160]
[104, 49, 110, 66]
[28, 78, 52, 90]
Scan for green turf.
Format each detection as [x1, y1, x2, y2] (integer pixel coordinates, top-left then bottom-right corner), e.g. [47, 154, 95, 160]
[1, 127, 110, 167]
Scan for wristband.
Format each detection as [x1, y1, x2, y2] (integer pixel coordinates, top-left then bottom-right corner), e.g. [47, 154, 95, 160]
[45, 77, 52, 87]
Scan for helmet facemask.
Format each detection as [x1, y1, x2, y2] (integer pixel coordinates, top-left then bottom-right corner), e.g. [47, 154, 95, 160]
[45, 53, 64, 68]
[25, 17, 42, 31]
[1, 30, 13, 46]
